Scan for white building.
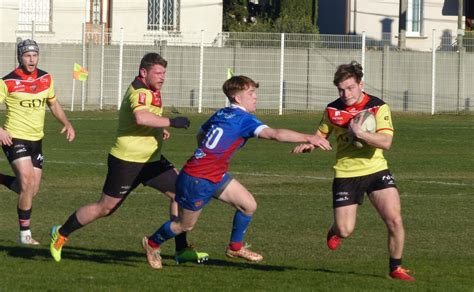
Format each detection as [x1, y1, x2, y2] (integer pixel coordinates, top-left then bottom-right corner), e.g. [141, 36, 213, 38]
[318, 0, 466, 51]
[0, 0, 223, 44]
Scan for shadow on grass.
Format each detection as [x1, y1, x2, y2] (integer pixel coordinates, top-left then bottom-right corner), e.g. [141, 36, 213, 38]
[0, 242, 293, 271]
[310, 266, 386, 280]
[0, 241, 386, 278]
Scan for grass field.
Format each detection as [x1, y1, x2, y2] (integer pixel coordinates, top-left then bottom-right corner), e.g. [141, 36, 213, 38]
[0, 111, 473, 291]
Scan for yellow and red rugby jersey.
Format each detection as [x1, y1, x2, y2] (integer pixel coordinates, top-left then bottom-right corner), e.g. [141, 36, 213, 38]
[318, 93, 394, 178]
[110, 77, 165, 163]
[0, 68, 56, 141]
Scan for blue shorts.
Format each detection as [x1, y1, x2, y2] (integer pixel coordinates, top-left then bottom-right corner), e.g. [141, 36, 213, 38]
[176, 171, 232, 211]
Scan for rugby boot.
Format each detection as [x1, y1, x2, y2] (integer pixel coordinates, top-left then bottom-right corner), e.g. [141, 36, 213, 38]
[175, 246, 209, 264]
[226, 245, 263, 262]
[389, 266, 415, 281]
[50, 225, 67, 262]
[142, 236, 162, 269]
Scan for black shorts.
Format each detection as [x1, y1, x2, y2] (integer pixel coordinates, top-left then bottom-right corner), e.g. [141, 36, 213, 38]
[2, 138, 44, 169]
[332, 169, 397, 208]
[102, 154, 177, 198]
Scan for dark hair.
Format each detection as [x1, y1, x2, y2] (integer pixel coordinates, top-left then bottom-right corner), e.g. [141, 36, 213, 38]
[139, 53, 167, 72]
[333, 61, 364, 86]
[222, 75, 259, 103]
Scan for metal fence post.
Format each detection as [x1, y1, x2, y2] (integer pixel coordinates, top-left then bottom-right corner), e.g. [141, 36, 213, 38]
[117, 28, 124, 110]
[100, 23, 105, 110]
[457, 47, 465, 113]
[361, 31, 366, 79]
[198, 30, 204, 113]
[31, 20, 35, 40]
[279, 33, 285, 115]
[81, 23, 86, 111]
[431, 29, 436, 115]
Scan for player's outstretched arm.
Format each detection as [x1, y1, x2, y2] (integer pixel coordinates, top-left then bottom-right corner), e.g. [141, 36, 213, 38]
[134, 109, 190, 129]
[258, 128, 332, 150]
[292, 130, 330, 153]
[48, 100, 75, 142]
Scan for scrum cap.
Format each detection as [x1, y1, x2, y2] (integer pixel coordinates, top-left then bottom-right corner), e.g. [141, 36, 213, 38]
[17, 39, 40, 63]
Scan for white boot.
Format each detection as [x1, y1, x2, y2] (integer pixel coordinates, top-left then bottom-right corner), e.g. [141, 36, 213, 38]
[19, 230, 40, 245]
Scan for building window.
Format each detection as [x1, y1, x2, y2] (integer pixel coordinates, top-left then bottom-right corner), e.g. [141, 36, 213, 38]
[86, 0, 109, 25]
[148, 0, 180, 31]
[18, 0, 51, 32]
[407, 0, 423, 36]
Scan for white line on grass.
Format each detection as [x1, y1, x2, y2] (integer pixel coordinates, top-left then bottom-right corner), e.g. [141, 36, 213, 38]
[37, 160, 470, 187]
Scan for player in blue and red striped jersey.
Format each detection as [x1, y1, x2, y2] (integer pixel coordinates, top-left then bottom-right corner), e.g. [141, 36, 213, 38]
[141, 75, 332, 269]
[293, 61, 415, 281]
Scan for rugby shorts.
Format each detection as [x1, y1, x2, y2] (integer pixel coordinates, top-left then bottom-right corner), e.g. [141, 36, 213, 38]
[175, 171, 233, 211]
[102, 154, 177, 198]
[332, 169, 397, 208]
[2, 138, 43, 169]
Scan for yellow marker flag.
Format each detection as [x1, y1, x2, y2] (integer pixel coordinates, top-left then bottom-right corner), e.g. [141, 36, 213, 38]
[227, 68, 234, 80]
[73, 63, 89, 81]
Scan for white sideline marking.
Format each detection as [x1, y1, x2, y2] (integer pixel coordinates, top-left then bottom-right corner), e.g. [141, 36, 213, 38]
[1, 158, 466, 186]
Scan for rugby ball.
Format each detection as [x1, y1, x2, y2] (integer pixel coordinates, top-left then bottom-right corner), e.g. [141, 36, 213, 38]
[351, 111, 376, 148]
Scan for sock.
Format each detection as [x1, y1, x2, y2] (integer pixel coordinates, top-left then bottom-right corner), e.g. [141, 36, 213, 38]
[59, 212, 83, 237]
[390, 257, 402, 272]
[150, 220, 177, 246]
[175, 232, 188, 252]
[18, 207, 32, 231]
[229, 242, 243, 251]
[229, 210, 252, 249]
[0, 174, 16, 189]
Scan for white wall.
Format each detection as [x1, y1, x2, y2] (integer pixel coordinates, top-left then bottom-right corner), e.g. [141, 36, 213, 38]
[0, 0, 223, 44]
[180, 0, 223, 34]
[351, 0, 461, 51]
[0, 1, 20, 42]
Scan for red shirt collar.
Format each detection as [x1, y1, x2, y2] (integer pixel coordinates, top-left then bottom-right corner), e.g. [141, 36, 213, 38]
[15, 67, 38, 80]
[344, 92, 369, 114]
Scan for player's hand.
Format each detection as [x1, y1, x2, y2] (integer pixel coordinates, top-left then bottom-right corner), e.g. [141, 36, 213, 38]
[292, 143, 316, 154]
[163, 129, 171, 140]
[169, 117, 190, 129]
[0, 128, 12, 146]
[61, 124, 75, 142]
[349, 116, 363, 138]
[306, 135, 332, 150]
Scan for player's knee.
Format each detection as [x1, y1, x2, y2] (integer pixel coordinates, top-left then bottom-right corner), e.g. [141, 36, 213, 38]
[180, 222, 195, 233]
[386, 216, 403, 231]
[337, 226, 354, 238]
[99, 204, 119, 217]
[242, 199, 257, 215]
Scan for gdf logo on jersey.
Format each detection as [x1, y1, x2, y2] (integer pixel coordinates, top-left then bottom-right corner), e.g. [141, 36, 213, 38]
[20, 98, 47, 108]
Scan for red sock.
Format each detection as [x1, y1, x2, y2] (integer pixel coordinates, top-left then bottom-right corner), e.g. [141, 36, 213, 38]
[148, 238, 161, 249]
[229, 242, 242, 251]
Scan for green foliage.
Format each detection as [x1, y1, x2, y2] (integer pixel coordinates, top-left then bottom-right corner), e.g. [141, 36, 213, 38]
[223, 0, 319, 34]
[0, 112, 473, 290]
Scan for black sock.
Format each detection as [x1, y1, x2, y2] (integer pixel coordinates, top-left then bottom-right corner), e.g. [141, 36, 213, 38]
[18, 207, 32, 231]
[0, 174, 16, 190]
[390, 257, 402, 272]
[175, 232, 188, 252]
[59, 212, 83, 237]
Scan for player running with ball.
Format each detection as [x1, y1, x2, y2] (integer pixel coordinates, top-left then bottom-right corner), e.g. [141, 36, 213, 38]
[293, 61, 415, 281]
[141, 75, 332, 269]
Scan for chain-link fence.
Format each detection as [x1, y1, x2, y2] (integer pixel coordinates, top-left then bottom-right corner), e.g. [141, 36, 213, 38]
[1, 29, 473, 114]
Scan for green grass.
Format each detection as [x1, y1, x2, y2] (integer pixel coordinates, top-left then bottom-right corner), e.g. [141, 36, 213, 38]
[0, 111, 473, 291]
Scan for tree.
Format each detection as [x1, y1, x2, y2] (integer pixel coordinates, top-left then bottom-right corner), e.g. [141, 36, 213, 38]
[223, 0, 319, 34]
